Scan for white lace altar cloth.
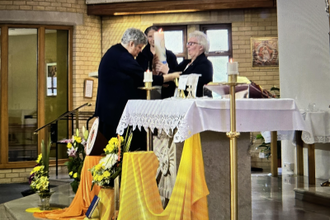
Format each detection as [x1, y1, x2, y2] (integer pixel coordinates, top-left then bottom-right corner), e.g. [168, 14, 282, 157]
[301, 111, 330, 144]
[116, 98, 309, 143]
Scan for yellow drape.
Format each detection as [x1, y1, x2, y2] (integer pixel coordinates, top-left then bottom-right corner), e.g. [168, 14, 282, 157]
[33, 156, 102, 220]
[98, 187, 115, 220]
[118, 133, 209, 220]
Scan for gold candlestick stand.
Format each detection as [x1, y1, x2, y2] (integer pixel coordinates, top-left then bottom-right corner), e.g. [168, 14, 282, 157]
[224, 74, 240, 220]
[139, 82, 157, 151]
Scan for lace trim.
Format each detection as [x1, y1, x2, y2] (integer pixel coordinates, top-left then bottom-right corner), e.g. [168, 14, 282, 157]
[117, 112, 188, 142]
[302, 132, 330, 144]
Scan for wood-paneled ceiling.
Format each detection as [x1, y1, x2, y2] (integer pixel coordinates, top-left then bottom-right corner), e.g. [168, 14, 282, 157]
[87, 0, 276, 16]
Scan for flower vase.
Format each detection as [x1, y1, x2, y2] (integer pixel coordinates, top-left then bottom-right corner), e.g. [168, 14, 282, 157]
[38, 191, 54, 210]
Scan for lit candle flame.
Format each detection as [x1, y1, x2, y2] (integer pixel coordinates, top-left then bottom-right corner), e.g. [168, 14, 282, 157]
[230, 58, 233, 63]
[158, 28, 163, 33]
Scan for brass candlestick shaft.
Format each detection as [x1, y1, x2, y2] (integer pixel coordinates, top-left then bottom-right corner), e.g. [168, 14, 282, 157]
[144, 81, 153, 151]
[226, 74, 240, 220]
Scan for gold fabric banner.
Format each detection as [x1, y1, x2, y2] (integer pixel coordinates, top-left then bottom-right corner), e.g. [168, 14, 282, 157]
[118, 133, 209, 220]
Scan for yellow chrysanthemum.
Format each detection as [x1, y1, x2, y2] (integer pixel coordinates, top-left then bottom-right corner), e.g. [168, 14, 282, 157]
[33, 165, 44, 173]
[109, 137, 118, 147]
[67, 142, 72, 149]
[119, 136, 124, 143]
[74, 136, 82, 143]
[73, 173, 78, 178]
[95, 163, 103, 171]
[69, 171, 73, 176]
[97, 175, 103, 182]
[105, 144, 115, 153]
[36, 154, 42, 163]
[103, 170, 110, 178]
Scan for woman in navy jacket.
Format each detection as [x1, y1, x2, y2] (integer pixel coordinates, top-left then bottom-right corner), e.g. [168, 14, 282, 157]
[156, 31, 213, 97]
[95, 28, 180, 150]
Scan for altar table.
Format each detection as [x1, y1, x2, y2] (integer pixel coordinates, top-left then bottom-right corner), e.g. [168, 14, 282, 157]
[116, 98, 308, 220]
[117, 98, 308, 142]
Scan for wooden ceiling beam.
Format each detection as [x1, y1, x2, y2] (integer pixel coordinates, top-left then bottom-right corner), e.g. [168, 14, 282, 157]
[87, 0, 276, 16]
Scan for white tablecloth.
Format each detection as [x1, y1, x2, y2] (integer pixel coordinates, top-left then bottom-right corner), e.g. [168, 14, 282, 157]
[301, 111, 330, 144]
[116, 98, 309, 143]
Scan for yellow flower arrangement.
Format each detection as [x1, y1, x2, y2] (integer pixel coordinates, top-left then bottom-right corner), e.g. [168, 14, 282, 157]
[90, 130, 132, 189]
[29, 140, 51, 193]
[64, 126, 88, 193]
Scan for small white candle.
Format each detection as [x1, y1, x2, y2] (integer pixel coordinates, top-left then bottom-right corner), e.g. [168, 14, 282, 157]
[227, 59, 239, 75]
[143, 70, 153, 82]
[154, 29, 167, 64]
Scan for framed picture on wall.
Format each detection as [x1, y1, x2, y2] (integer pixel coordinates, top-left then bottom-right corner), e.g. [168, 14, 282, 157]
[250, 37, 279, 68]
[46, 62, 57, 96]
[84, 79, 94, 98]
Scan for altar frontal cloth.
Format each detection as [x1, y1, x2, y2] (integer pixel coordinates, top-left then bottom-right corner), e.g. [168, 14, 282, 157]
[118, 133, 209, 220]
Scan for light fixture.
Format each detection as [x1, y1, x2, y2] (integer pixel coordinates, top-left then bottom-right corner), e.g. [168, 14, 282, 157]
[89, 71, 98, 78]
[114, 9, 198, 16]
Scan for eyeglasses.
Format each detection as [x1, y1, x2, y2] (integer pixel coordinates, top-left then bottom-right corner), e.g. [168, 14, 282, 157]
[187, 42, 199, 46]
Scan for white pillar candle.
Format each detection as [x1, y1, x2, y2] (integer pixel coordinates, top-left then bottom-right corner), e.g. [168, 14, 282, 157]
[154, 30, 167, 64]
[143, 70, 153, 82]
[227, 59, 239, 75]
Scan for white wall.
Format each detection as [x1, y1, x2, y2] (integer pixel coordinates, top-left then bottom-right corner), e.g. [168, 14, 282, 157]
[278, 0, 330, 178]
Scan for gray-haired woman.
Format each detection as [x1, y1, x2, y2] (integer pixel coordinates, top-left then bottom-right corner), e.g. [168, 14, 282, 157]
[95, 28, 180, 151]
[156, 30, 213, 97]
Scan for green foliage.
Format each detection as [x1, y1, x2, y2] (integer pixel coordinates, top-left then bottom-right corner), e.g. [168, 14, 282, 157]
[41, 139, 51, 174]
[70, 180, 79, 194]
[256, 134, 271, 159]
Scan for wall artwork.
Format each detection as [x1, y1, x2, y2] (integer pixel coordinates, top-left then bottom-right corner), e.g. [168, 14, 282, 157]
[84, 79, 94, 98]
[251, 37, 279, 68]
[46, 63, 57, 96]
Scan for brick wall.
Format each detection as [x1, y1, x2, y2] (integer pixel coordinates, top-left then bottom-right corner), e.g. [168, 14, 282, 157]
[0, 0, 86, 13]
[232, 9, 279, 90]
[0, 165, 68, 184]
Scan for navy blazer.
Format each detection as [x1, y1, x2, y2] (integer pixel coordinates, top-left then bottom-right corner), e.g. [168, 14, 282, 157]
[95, 43, 164, 138]
[175, 53, 213, 97]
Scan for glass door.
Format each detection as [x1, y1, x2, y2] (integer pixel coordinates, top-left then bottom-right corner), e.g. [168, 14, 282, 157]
[45, 29, 69, 160]
[8, 28, 38, 162]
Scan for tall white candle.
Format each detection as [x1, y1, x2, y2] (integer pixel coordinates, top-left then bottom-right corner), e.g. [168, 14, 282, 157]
[227, 59, 239, 75]
[143, 70, 153, 82]
[154, 30, 167, 64]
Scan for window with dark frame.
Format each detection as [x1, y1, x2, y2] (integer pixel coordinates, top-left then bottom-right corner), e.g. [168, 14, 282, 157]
[159, 25, 187, 63]
[201, 24, 232, 83]
[156, 24, 232, 84]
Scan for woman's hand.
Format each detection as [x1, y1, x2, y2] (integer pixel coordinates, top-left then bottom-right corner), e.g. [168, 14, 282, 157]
[163, 71, 181, 82]
[156, 63, 169, 75]
[152, 54, 169, 75]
